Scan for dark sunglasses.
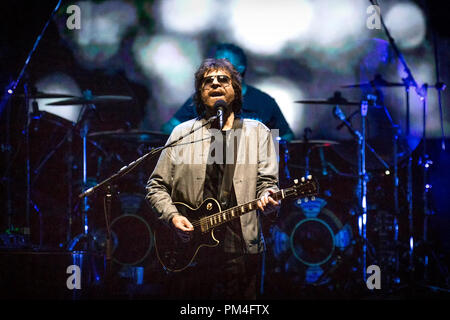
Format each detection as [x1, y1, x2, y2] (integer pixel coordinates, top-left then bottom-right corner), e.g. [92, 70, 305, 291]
[202, 75, 231, 88]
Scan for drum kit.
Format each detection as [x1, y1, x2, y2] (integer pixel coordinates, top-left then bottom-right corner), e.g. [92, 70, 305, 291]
[2, 0, 446, 299]
[5, 71, 442, 290]
[3, 71, 447, 297]
[270, 74, 435, 293]
[5, 89, 168, 271]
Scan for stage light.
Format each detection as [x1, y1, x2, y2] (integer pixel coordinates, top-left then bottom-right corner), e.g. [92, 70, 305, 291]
[132, 34, 202, 106]
[253, 77, 305, 132]
[384, 2, 426, 50]
[228, 0, 313, 55]
[35, 73, 82, 123]
[157, 0, 217, 35]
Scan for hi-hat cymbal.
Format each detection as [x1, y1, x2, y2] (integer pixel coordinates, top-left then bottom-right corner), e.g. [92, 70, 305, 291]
[294, 91, 360, 106]
[289, 139, 339, 147]
[341, 74, 406, 88]
[15, 91, 77, 99]
[46, 95, 133, 106]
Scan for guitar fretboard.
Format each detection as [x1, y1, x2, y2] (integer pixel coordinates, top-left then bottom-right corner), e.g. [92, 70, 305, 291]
[198, 187, 300, 232]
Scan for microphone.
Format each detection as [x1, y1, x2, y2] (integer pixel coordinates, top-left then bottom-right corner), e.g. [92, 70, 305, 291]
[214, 99, 227, 129]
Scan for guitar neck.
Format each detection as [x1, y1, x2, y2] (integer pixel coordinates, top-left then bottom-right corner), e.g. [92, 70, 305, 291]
[200, 189, 289, 232]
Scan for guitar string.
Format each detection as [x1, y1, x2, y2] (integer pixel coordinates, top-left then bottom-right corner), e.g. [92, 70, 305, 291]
[188, 195, 281, 229]
[187, 187, 315, 229]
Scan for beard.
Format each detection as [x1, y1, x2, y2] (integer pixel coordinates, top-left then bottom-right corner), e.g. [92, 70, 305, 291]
[204, 101, 233, 129]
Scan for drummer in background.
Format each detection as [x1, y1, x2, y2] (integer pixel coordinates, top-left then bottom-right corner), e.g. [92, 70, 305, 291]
[161, 43, 295, 141]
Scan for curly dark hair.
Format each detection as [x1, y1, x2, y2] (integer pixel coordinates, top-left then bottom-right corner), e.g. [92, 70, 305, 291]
[193, 58, 242, 119]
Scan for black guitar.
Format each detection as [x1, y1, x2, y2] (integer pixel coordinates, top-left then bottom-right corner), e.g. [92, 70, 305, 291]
[154, 176, 319, 272]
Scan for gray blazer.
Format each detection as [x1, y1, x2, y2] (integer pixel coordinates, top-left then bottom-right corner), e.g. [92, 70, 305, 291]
[146, 117, 279, 254]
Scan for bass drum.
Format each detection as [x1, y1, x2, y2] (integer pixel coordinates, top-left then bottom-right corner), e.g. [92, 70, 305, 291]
[91, 193, 155, 267]
[270, 196, 356, 288]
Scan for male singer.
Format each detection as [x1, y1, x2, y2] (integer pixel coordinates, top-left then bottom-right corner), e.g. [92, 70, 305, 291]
[146, 58, 279, 299]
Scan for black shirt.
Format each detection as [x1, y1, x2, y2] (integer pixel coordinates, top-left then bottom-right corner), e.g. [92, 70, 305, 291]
[203, 127, 245, 254]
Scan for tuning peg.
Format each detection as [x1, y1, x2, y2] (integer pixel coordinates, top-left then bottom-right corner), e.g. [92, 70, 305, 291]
[296, 199, 302, 205]
[311, 196, 316, 201]
[294, 179, 298, 184]
[307, 175, 312, 180]
[301, 177, 305, 182]
[303, 198, 308, 203]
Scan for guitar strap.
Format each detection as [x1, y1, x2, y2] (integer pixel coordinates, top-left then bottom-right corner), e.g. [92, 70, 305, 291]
[218, 117, 243, 209]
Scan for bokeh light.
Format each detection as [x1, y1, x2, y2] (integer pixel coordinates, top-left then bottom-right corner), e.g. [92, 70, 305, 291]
[228, 0, 314, 55]
[64, 0, 138, 67]
[35, 73, 82, 123]
[254, 77, 305, 131]
[305, 0, 365, 50]
[384, 2, 426, 50]
[132, 33, 202, 107]
[48, 0, 443, 139]
[157, 0, 218, 35]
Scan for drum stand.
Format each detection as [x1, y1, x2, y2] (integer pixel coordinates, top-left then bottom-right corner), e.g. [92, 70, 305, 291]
[333, 99, 390, 283]
[358, 100, 369, 282]
[416, 85, 449, 289]
[67, 100, 100, 251]
[401, 79, 415, 273]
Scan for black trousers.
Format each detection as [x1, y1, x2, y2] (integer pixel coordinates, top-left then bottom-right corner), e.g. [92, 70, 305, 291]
[164, 248, 263, 300]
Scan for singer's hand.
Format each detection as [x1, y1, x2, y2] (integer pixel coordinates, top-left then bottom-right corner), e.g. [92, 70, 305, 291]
[172, 215, 194, 242]
[257, 189, 280, 214]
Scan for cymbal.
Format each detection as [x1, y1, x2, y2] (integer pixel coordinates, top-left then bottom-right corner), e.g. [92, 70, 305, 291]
[88, 130, 169, 143]
[46, 95, 133, 106]
[294, 92, 360, 106]
[341, 74, 406, 88]
[289, 139, 339, 147]
[15, 91, 77, 99]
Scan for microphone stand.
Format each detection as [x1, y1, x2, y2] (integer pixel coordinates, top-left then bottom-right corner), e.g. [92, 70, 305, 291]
[0, 0, 62, 115]
[0, 0, 62, 245]
[428, 4, 447, 152]
[77, 116, 218, 292]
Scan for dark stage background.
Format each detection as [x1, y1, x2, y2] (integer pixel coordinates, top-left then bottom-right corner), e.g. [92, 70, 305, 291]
[0, 0, 449, 300]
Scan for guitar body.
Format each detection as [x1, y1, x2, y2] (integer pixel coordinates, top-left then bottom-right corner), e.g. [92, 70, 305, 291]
[154, 198, 222, 272]
[153, 177, 318, 272]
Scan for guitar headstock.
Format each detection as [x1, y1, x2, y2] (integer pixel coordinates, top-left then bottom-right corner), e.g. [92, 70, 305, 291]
[285, 175, 319, 202]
